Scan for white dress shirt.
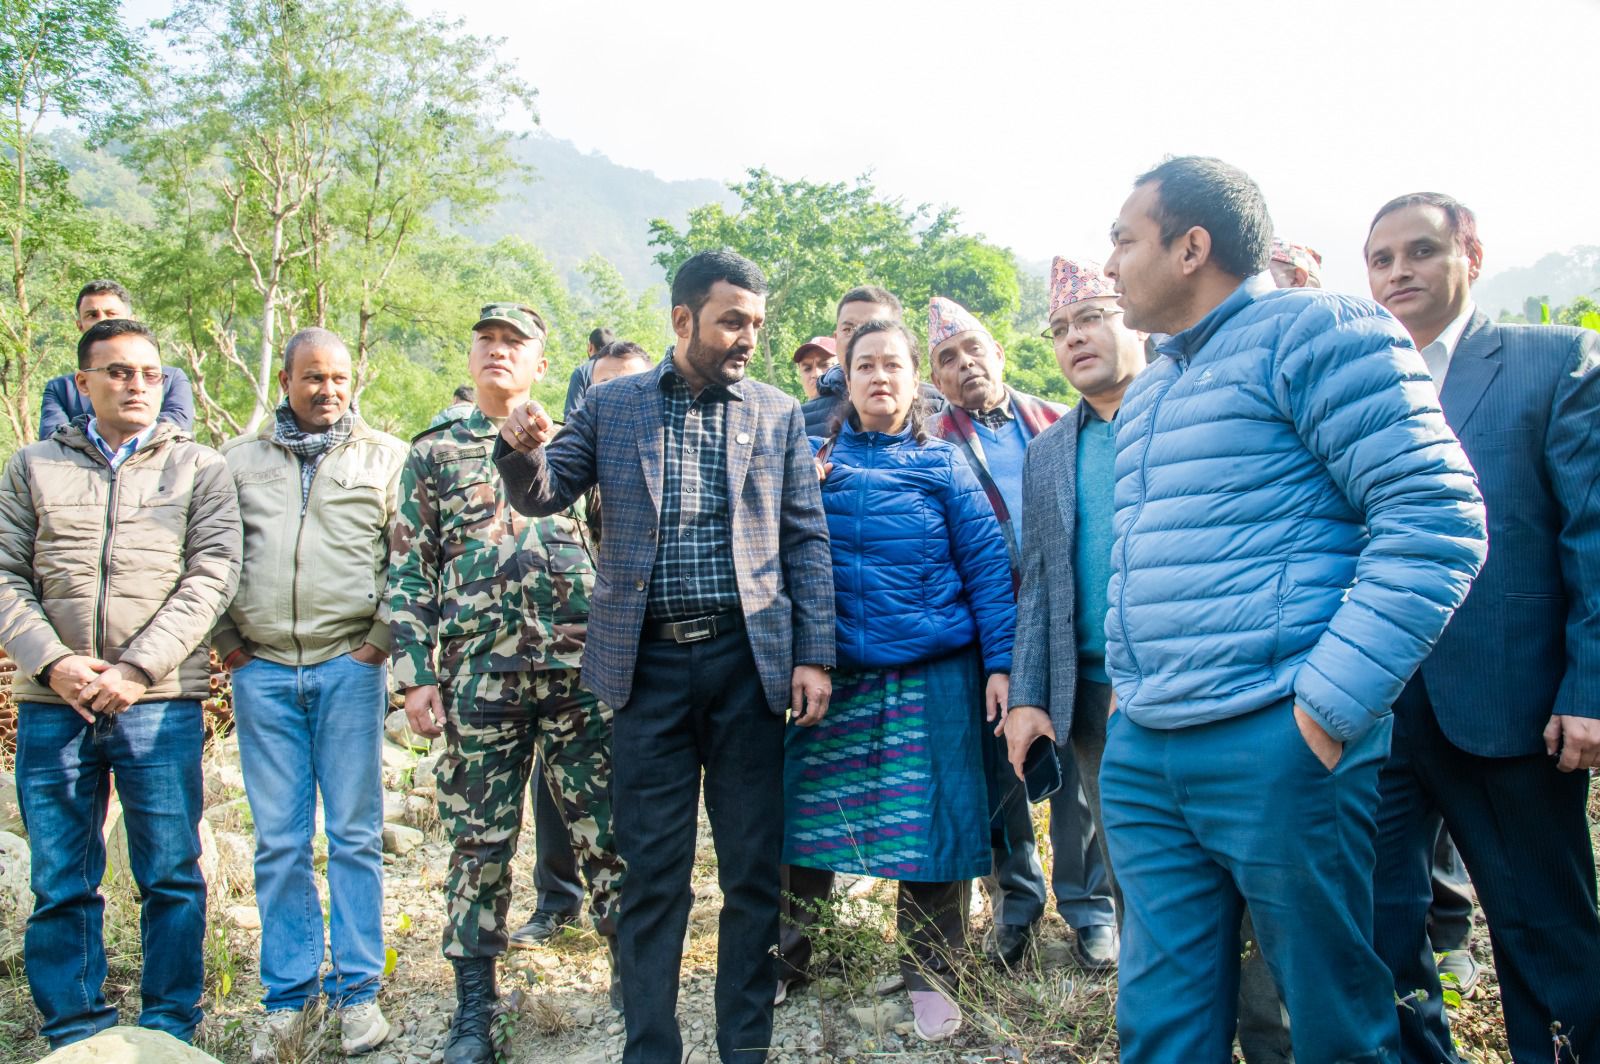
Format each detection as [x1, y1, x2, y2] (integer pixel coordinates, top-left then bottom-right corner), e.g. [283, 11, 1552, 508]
[1419, 303, 1477, 394]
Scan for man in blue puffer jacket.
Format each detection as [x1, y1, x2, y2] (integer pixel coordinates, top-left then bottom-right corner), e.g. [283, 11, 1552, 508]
[1097, 156, 1487, 1064]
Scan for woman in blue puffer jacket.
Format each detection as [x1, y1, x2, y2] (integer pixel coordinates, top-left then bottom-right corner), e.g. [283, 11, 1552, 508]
[780, 317, 1015, 1042]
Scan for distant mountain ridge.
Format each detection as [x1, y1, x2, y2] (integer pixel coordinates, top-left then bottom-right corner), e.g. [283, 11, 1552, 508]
[459, 134, 737, 296]
[1473, 246, 1600, 317]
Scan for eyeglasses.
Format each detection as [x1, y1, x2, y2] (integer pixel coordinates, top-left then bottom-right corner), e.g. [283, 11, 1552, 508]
[82, 364, 164, 385]
[1042, 309, 1123, 342]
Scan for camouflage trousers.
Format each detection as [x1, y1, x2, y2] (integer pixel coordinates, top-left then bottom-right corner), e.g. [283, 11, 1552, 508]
[435, 667, 623, 958]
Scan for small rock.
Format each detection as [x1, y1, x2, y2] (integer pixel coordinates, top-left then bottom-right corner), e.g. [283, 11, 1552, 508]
[404, 794, 434, 825]
[847, 1002, 905, 1032]
[0, 830, 30, 964]
[224, 904, 261, 930]
[381, 741, 418, 772]
[0, 770, 23, 836]
[385, 710, 428, 751]
[37, 1028, 223, 1063]
[414, 754, 440, 787]
[605, 1021, 623, 1036]
[383, 791, 406, 824]
[572, 1005, 596, 1027]
[382, 824, 424, 856]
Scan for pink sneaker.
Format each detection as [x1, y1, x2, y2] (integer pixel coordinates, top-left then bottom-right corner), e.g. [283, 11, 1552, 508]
[910, 989, 961, 1042]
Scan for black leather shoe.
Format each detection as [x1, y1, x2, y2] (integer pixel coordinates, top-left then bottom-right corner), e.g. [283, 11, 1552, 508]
[1072, 924, 1119, 971]
[443, 957, 499, 1064]
[989, 923, 1036, 968]
[507, 910, 576, 949]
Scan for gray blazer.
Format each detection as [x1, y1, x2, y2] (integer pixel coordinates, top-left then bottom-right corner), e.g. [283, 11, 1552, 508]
[1008, 402, 1093, 739]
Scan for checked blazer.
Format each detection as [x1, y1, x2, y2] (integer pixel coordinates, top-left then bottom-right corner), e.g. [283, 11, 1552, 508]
[494, 365, 835, 713]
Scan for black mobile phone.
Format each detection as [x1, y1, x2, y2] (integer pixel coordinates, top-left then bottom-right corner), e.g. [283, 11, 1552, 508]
[1022, 736, 1063, 804]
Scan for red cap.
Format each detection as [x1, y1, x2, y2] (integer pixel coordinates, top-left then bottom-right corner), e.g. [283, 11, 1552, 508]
[791, 335, 838, 363]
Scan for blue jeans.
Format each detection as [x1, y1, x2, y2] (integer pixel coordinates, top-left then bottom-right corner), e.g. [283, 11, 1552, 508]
[1101, 703, 1399, 1064]
[15, 699, 206, 1048]
[232, 653, 387, 1011]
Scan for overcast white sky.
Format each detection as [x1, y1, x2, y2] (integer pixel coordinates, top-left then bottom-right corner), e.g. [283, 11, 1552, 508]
[124, 0, 1600, 295]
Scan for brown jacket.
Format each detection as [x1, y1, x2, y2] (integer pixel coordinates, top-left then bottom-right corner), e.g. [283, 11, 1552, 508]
[0, 422, 242, 704]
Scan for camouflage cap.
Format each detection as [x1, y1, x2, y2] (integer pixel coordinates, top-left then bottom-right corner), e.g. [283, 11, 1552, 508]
[474, 302, 547, 340]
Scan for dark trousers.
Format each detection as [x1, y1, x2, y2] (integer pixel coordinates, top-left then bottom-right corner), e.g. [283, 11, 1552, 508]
[1373, 679, 1600, 1064]
[1427, 826, 1472, 952]
[612, 629, 784, 1064]
[531, 756, 583, 916]
[1102, 705, 1399, 1064]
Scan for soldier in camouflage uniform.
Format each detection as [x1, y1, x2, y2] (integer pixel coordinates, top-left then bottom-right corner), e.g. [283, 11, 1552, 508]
[385, 303, 624, 1064]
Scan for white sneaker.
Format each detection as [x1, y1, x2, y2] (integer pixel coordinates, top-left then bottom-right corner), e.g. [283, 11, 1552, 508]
[339, 1001, 392, 1055]
[251, 1010, 303, 1064]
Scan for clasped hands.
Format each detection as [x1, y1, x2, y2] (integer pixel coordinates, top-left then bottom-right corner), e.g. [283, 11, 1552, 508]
[48, 654, 147, 723]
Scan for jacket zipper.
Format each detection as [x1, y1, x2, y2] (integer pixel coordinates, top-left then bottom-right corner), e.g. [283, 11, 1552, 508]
[1115, 362, 1184, 683]
[93, 461, 122, 660]
[288, 453, 323, 667]
[854, 438, 873, 665]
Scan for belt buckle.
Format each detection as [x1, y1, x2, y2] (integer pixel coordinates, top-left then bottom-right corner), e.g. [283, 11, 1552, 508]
[676, 618, 714, 643]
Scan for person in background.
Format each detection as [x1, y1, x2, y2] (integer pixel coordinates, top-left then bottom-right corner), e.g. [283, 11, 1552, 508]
[494, 250, 834, 1064]
[1267, 239, 1323, 289]
[0, 318, 241, 1049]
[1002, 257, 1144, 973]
[213, 327, 406, 1061]
[804, 286, 905, 437]
[510, 339, 655, 948]
[1366, 192, 1600, 1064]
[791, 336, 838, 401]
[388, 303, 623, 1064]
[563, 326, 617, 418]
[430, 385, 476, 428]
[38, 280, 195, 438]
[782, 317, 1014, 1042]
[923, 295, 1112, 971]
[1098, 155, 1485, 1063]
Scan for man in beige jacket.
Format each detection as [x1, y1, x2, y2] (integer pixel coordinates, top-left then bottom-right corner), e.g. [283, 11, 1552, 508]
[0, 318, 241, 1049]
[212, 328, 406, 1061]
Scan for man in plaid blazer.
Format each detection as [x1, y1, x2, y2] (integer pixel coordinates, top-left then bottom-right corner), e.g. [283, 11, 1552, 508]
[495, 250, 835, 1064]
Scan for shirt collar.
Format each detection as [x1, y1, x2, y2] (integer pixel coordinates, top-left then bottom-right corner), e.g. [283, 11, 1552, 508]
[658, 352, 745, 401]
[1422, 302, 1477, 361]
[966, 393, 1015, 429]
[86, 418, 157, 467]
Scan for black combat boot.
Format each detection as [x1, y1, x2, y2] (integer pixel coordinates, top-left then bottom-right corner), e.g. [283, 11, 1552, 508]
[444, 957, 499, 1064]
[606, 935, 624, 1014]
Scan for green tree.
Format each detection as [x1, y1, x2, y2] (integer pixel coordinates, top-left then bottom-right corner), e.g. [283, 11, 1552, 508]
[0, 0, 143, 445]
[574, 255, 671, 356]
[1555, 295, 1600, 332]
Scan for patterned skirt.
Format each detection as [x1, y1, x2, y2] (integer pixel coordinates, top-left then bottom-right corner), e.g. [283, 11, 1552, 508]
[782, 645, 989, 882]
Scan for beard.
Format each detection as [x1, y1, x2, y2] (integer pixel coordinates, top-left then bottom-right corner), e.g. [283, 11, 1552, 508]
[683, 318, 753, 387]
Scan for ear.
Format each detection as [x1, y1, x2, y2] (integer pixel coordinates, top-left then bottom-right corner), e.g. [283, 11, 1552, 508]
[1465, 241, 1484, 283]
[671, 305, 694, 340]
[75, 370, 91, 397]
[277, 369, 290, 396]
[1179, 226, 1212, 275]
[529, 353, 550, 384]
[992, 342, 1006, 364]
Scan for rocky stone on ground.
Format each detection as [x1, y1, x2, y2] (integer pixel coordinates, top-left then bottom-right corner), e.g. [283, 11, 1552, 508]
[37, 1027, 224, 1064]
[0, 829, 28, 965]
[382, 823, 424, 856]
[0, 769, 22, 836]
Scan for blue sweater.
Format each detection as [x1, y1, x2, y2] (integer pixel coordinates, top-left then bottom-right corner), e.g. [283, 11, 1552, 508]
[816, 423, 1016, 673]
[1106, 276, 1487, 742]
[1073, 412, 1117, 682]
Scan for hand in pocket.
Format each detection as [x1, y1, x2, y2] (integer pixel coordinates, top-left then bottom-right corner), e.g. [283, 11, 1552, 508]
[1293, 703, 1343, 772]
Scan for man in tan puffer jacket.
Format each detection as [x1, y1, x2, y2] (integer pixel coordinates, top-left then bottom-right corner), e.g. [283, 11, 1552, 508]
[0, 318, 240, 1049]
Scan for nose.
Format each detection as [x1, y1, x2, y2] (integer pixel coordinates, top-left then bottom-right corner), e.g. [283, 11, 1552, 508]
[738, 321, 758, 350]
[1103, 251, 1120, 280]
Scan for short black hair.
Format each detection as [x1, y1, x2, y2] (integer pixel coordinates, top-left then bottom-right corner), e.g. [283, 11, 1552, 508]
[77, 318, 159, 369]
[670, 249, 767, 318]
[1366, 192, 1481, 262]
[76, 279, 132, 314]
[588, 327, 615, 354]
[837, 285, 902, 320]
[282, 326, 348, 373]
[452, 384, 475, 403]
[1134, 156, 1272, 279]
[596, 340, 649, 361]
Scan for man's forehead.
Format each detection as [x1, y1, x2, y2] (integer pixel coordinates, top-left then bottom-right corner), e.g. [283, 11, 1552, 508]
[837, 300, 891, 324]
[1371, 203, 1450, 243]
[473, 322, 536, 343]
[81, 292, 128, 309]
[933, 329, 992, 359]
[705, 281, 765, 313]
[87, 334, 160, 365]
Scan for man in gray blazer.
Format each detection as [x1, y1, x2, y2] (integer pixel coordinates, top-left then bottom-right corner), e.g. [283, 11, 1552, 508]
[494, 250, 835, 1064]
[1002, 257, 1144, 970]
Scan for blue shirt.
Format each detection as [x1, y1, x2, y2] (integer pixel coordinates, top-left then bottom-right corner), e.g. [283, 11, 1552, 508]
[86, 418, 156, 470]
[969, 416, 1028, 552]
[1073, 408, 1118, 682]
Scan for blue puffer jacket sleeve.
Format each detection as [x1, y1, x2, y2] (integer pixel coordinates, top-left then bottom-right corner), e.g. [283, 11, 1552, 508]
[1273, 300, 1487, 742]
[942, 449, 1016, 672]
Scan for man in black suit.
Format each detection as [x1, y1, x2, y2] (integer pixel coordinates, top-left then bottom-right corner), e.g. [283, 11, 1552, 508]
[1366, 193, 1600, 1064]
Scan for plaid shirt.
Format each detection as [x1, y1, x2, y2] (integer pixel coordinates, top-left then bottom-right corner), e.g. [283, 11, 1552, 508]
[647, 357, 743, 621]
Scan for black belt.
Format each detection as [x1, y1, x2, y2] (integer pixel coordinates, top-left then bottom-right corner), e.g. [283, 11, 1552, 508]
[644, 610, 744, 644]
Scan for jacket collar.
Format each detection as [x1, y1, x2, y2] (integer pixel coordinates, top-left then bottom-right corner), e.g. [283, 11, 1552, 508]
[1437, 310, 1502, 433]
[56, 419, 186, 466]
[1156, 273, 1276, 365]
[255, 408, 376, 445]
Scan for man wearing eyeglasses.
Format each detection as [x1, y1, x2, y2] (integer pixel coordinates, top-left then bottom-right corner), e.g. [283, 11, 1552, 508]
[921, 296, 1116, 971]
[1001, 258, 1144, 973]
[37, 280, 195, 439]
[0, 318, 241, 1049]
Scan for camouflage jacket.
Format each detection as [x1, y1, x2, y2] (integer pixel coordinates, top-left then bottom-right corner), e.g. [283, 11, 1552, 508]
[387, 407, 594, 688]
